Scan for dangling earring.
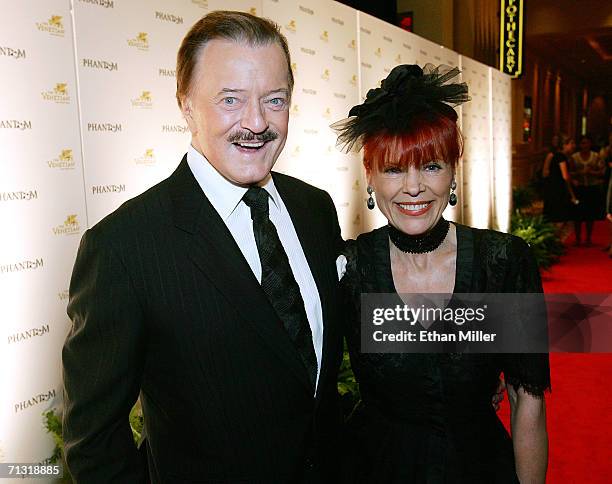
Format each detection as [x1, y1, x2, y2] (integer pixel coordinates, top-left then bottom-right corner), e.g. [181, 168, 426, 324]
[449, 179, 458, 206]
[366, 185, 375, 210]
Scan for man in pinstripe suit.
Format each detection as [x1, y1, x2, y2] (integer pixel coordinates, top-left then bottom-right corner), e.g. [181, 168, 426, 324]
[62, 11, 344, 484]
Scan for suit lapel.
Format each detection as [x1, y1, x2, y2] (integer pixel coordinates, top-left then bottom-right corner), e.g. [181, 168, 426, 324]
[273, 174, 336, 401]
[168, 158, 313, 394]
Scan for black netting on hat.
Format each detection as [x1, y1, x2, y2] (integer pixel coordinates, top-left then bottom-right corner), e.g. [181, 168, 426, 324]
[331, 63, 470, 152]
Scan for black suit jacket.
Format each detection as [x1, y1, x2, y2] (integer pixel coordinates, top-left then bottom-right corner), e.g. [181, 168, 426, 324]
[62, 157, 345, 483]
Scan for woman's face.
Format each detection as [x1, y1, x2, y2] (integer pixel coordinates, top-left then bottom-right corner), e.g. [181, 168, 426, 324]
[579, 138, 591, 152]
[551, 135, 560, 148]
[367, 159, 454, 236]
[562, 139, 575, 154]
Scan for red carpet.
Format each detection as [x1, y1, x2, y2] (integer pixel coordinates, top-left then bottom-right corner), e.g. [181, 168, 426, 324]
[499, 220, 612, 483]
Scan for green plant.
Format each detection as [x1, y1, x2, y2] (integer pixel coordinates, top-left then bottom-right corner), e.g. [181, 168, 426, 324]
[510, 211, 565, 269]
[512, 185, 537, 212]
[42, 410, 64, 464]
[337, 342, 360, 419]
[43, 403, 144, 482]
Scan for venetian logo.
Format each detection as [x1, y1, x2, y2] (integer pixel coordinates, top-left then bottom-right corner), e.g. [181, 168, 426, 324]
[291, 62, 297, 76]
[375, 47, 382, 57]
[320, 31, 329, 42]
[321, 69, 330, 81]
[350, 74, 357, 86]
[36, 15, 65, 36]
[249, 7, 257, 16]
[322, 107, 331, 119]
[41, 83, 70, 104]
[128, 32, 149, 51]
[131, 90, 153, 109]
[348, 39, 356, 50]
[47, 149, 75, 170]
[53, 214, 80, 236]
[286, 20, 296, 33]
[135, 148, 156, 165]
[290, 104, 299, 116]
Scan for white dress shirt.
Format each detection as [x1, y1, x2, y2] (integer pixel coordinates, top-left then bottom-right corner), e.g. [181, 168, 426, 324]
[187, 146, 323, 390]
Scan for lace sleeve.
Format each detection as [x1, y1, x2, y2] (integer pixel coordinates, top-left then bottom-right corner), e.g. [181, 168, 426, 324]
[504, 354, 551, 397]
[503, 236, 551, 397]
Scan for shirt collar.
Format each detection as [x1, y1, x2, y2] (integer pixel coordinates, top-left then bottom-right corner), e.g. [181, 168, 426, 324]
[186, 145, 281, 221]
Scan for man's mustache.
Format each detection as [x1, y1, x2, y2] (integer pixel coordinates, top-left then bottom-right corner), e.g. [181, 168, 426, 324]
[227, 130, 279, 143]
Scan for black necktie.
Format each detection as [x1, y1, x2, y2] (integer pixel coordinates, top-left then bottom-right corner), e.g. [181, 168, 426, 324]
[242, 186, 318, 389]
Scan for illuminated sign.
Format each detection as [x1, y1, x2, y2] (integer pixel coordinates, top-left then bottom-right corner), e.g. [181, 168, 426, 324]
[499, 0, 523, 77]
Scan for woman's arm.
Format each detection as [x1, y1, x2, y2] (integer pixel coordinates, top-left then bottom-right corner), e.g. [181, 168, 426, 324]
[559, 161, 578, 202]
[507, 384, 548, 484]
[542, 152, 553, 178]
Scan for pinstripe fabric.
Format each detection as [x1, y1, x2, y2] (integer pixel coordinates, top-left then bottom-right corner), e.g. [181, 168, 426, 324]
[62, 156, 344, 484]
[187, 147, 323, 388]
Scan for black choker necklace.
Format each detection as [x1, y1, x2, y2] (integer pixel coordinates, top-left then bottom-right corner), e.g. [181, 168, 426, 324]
[388, 218, 450, 254]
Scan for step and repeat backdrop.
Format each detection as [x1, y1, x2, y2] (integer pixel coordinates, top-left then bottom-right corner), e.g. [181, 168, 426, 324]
[0, 0, 512, 476]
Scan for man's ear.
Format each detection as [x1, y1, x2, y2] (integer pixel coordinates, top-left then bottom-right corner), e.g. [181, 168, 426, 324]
[181, 98, 196, 133]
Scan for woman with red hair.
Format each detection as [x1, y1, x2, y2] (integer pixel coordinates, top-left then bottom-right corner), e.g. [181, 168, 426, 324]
[334, 64, 550, 483]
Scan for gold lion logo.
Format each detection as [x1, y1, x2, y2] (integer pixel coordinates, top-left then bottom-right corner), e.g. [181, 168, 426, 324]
[320, 31, 329, 42]
[321, 69, 330, 81]
[286, 20, 296, 32]
[291, 62, 297, 75]
[144, 149, 154, 159]
[49, 15, 63, 27]
[323, 107, 331, 119]
[395, 54, 402, 63]
[348, 39, 356, 50]
[140, 91, 151, 101]
[350, 74, 357, 86]
[249, 7, 257, 16]
[137, 32, 148, 43]
[290, 104, 299, 115]
[375, 47, 382, 57]
[59, 149, 73, 161]
[54, 83, 67, 95]
[65, 215, 78, 226]
[352, 180, 360, 190]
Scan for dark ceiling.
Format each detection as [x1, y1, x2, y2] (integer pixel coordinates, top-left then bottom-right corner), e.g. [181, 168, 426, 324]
[525, 28, 612, 95]
[524, 0, 612, 96]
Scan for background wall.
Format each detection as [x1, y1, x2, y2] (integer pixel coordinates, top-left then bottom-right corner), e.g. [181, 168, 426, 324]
[0, 0, 511, 479]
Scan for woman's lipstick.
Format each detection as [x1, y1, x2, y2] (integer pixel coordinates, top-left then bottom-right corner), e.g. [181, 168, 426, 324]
[395, 201, 432, 216]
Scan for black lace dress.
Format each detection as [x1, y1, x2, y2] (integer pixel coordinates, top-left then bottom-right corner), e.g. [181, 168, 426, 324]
[341, 224, 551, 484]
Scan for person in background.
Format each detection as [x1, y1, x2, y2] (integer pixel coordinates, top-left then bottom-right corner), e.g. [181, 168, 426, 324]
[334, 64, 550, 483]
[541, 133, 561, 179]
[542, 134, 578, 228]
[601, 132, 612, 256]
[569, 135, 606, 246]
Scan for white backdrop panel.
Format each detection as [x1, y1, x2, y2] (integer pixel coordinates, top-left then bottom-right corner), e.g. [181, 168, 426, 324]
[491, 68, 512, 231]
[263, 0, 362, 238]
[459, 55, 492, 228]
[358, 12, 408, 231]
[0, 0, 86, 475]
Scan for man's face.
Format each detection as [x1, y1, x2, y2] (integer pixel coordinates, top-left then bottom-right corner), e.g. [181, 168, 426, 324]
[183, 39, 290, 187]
